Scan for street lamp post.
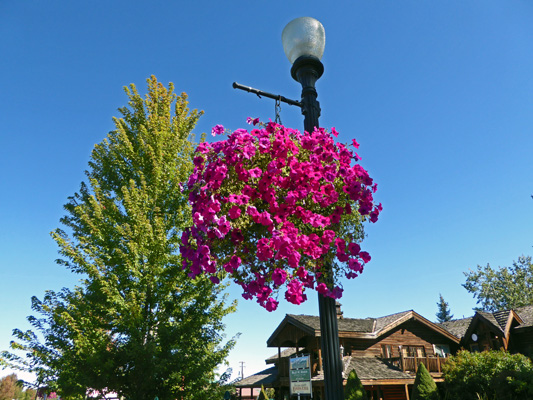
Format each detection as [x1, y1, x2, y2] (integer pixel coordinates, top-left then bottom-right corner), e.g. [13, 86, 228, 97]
[282, 17, 344, 400]
[233, 16, 345, 400]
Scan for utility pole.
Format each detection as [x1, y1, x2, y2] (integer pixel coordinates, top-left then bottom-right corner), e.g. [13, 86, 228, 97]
[239, 361, 245, 379]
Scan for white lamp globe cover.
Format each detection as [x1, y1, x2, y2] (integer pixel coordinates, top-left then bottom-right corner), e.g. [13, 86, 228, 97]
[282, 17, 325, 64]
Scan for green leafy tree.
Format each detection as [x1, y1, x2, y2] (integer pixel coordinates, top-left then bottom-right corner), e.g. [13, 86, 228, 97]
[442, 350, 533, 400]
[411, 364, 439, 400]
[20, 388, 36, 400]
[1, 76, 237, 400]
[463, 256, 533, 311]
[435, 293, 453, 323]
[344, 369, 368, 400]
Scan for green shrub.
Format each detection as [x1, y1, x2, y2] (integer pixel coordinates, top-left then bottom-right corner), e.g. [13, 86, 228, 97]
[257, 385, 269, 400]
[412, 363, 439, 400]
[344, 369, 368, 400]
[442, 350, 533, 400]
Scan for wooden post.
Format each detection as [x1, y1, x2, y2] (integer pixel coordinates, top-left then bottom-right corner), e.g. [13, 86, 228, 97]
[399, 346, 405, 371]
[404, 384, 410, 400]
[318, 339, 323, 372]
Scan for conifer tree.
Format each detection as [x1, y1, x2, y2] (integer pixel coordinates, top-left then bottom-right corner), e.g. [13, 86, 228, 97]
[257, 385, 270, 400]
[344, 369, 368, 400]
[1, 76, 236, 400]
[412, 363, 440, 400]
[435, 293, 453, 323]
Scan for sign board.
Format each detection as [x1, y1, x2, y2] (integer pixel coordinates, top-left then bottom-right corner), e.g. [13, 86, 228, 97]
[290, 368, 311, 382]
[289, 354, 312, 397]
[291, 381, 312, 394]
[290, 356, 310, 370]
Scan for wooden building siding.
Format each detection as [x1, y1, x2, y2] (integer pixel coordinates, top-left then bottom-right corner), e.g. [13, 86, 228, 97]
[342, 320, 456, 359]
[511, 328, 533, 357]
[463, 320, 505, 352]
[379, 384, 409, 400]
[273, 324, 311, 348]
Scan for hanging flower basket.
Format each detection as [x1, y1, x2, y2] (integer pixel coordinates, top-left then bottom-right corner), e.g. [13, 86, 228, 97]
[180, 120, 381, 311]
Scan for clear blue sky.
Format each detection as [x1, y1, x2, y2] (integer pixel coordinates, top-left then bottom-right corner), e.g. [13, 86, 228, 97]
[1, 0, 532, 383]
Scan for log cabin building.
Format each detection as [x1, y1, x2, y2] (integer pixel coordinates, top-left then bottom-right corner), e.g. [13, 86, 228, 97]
[235, 304, 533, 400]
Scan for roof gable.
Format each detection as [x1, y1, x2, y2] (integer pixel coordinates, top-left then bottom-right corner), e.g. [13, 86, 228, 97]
[514, 305, 533, 327]
[476, 312, 505, 335]
[267, 309, 460, 347]
[438, 306, 532, 342]
[267, 314, 319, 347]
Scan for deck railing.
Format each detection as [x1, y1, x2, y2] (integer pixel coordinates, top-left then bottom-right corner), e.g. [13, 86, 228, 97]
[382, 355, 448, 374]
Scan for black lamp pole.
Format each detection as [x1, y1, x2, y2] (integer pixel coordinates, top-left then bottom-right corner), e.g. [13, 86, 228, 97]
[291, 55, 344, 400]
[233, 18, 344, 399]
[291, 55, 324, 134]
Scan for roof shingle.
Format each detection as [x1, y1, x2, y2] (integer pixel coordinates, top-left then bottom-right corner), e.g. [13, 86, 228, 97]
[235, 367, 278, 387]
[345, 357, 413, 381]
[287, 312, 409, 335]
[439, 317, 472, 339]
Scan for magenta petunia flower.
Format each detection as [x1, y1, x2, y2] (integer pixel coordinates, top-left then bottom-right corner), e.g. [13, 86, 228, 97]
[272, 269, 288, 286]
[181, 120, 381, 311]
[211, 124, 225, 136]
[228, 206, 241, 219]
[347, 242, 361, 256]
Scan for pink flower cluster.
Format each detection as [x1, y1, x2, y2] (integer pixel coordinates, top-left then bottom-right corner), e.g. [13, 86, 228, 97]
[180, 121, 381, 311]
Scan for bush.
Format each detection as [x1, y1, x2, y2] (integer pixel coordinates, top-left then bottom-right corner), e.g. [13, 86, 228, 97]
[442, 350, 533, 400]
[412, 363, 439, 400]
[257, 385, 270, 400]
[344, 369, 368, 400]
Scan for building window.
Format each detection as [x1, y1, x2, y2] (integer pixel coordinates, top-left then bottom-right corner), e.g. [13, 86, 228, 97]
[470, 343, 480, 352]
[433, 344, 450, 357]
[401, 346, 426, 358]
[381, 344, 392, 358]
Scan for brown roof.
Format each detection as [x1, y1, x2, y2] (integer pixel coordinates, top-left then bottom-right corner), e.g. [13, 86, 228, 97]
[286, 311, 411, 335]
[374, 311, 412, 332]
[305, 357, 414, 382]
[515, 305, 533, 327]
[235, 366, 278, 388]
[265, 348, 297, 364]
[346, 357, 413, 381]
[268, 309, 459, 347]
[438, 305, 533, 339]
[287, 314, 321, 331]
[477, 311, 505, 334]
[493, 310, 511, 330]
[286, 314, 376, 333]
[339, 317, 376, 333]
[439, 317, 472, 339]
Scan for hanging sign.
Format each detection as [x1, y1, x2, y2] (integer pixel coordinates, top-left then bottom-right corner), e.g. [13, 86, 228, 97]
[289, 355, 312, 397]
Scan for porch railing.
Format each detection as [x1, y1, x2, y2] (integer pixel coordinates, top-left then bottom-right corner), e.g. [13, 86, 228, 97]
[382, 355, 448, 374]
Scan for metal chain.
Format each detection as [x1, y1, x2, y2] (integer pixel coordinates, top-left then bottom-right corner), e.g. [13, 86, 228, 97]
[275, 96, 282, 124]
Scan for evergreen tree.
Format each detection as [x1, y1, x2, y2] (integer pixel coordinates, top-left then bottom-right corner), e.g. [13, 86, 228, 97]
[435, 293, 453, 323]
[411, 363, 439, 400]
[344, 369, 368, 400]
[1, 76, 236, 400]
[257, 385, 270, 400]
